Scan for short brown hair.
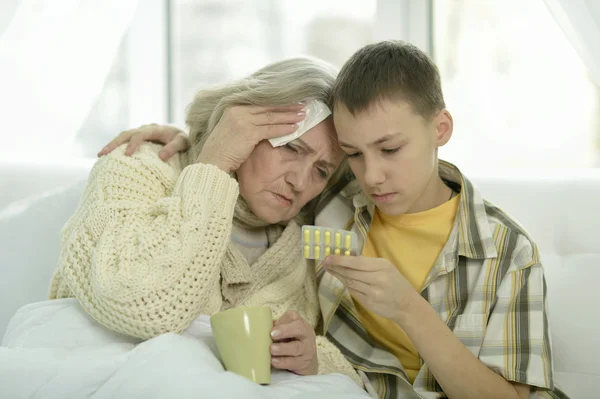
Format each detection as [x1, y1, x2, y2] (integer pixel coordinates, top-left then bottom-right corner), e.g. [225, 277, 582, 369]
[331, 40, 445, 119]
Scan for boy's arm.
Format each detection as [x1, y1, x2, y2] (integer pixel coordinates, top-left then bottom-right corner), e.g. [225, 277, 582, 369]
[400, 291, 529, 399]
[325, 254, 554, 399]
[398, 263, 551, 399]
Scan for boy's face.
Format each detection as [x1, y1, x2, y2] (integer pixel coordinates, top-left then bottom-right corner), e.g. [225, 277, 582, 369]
[333, 99, 452, 216]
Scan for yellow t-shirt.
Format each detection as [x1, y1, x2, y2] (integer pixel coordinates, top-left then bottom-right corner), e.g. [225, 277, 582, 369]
[353, 194, 460, 383]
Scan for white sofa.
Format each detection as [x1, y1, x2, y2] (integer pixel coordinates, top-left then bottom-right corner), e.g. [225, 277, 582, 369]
[1, 159, 598, 399]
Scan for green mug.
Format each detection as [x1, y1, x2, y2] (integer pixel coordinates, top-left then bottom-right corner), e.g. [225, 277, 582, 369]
[210, 306, 273, 384]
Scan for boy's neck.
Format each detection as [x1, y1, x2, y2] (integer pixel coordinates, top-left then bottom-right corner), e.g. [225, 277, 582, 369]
[407, 173, 454, 214]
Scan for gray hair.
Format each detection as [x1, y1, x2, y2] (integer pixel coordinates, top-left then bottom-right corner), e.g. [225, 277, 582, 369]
[185, 56, 351, 223]
[186, 56, 338, 157]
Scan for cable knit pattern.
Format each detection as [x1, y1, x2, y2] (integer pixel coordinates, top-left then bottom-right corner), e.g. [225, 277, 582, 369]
[48, 143, 361, 386]
[49, 143, 237, 337]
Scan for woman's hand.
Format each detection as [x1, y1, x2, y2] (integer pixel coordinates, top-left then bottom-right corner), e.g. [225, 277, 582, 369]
[323, 255, 419, 324]
[198, 104, 305, 173]
[270, 310, 318, 376]
[97, 124, 190, 161]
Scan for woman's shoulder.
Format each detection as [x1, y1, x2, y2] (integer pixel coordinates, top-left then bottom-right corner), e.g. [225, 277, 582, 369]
[96, 143, 186, 173]
[88, 143, 189, 191]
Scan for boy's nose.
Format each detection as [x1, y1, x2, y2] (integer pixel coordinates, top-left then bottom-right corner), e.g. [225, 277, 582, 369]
[363, 159, 385, 187]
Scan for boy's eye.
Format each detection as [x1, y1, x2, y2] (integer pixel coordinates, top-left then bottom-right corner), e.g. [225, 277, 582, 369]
[346, 152, 361, 159]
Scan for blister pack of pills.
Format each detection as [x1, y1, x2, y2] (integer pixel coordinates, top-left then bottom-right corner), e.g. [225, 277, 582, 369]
[302, 225, 359, 260]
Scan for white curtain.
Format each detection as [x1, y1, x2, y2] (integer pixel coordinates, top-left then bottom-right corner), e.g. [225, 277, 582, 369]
[0, 0, 139, 159]
[544, 0, 600, 86]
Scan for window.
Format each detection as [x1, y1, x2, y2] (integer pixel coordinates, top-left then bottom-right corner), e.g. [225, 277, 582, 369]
[0, 1, 167, 161]
[170, 0, 377, 123]
[433, 0, 600, 170]
[2, 0, 597, 168]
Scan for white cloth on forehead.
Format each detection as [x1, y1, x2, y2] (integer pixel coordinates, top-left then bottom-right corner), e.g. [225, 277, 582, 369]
[268, 100, 332, 147]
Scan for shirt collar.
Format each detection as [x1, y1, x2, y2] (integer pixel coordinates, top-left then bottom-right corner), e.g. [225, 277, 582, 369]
[350, 160, 498, 261]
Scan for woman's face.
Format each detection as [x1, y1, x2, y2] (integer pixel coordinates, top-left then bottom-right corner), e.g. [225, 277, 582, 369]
[236, 117, 344, 224]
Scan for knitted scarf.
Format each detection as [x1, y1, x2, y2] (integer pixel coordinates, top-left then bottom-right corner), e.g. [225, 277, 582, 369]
[220, 197, 307, 310]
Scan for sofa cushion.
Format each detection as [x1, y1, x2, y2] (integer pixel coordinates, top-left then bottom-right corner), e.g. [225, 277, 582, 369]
[0, 180, 87, 334]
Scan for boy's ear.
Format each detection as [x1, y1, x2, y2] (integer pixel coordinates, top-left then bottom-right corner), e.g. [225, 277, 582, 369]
[434, 109, 453, 147]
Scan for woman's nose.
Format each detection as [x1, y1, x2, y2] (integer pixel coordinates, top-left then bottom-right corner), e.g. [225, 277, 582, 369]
[285, 162, 311, 192]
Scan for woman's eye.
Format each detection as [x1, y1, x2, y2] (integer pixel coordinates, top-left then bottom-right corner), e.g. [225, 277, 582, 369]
[317, 168, 328, 180]
[382, 147, 400, 155]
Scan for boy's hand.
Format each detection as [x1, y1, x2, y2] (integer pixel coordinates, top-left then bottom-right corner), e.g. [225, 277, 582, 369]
[270, 310, 318, 376]
[323, 256, 418, 323]
[98, 124, 190, 161]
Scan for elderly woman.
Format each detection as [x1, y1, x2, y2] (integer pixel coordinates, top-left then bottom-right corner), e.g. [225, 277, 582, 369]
[48, 57, 359, 384]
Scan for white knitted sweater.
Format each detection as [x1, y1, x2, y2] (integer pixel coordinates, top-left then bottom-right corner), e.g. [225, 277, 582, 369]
[48, 143, 361, 385]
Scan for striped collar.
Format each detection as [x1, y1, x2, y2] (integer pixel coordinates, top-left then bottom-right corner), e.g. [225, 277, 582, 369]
[348, 160, 498, 264]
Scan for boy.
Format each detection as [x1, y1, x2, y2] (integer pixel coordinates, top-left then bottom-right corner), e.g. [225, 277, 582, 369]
[317, 40, 568, 398]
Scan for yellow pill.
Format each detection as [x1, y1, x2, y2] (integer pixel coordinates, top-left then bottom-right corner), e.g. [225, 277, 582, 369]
[314, 245, 320, 259]
[303, 228, 310, 244]
[324, 230, 331, 245]
[324, 246, 331, 256]
[304, 245, 311, 258]
[334, 248, 341, 255]
[345, 234, 352, 250]
[344, 250, 351, 256]
[314, 229, 321, 243]
[334, 232, 341, 247]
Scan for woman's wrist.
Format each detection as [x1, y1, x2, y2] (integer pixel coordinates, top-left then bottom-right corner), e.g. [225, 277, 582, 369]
[196, 152, 232, 174]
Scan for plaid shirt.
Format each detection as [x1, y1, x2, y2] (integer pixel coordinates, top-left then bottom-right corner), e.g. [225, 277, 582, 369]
[314, 161, 569, 399]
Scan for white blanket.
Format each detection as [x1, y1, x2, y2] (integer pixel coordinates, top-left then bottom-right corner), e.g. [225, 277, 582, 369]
[0, 299, 371, 399]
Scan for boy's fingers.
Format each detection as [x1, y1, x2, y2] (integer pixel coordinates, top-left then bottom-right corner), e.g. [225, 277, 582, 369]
[159, 134, 190, 161]
[324, 255, 365, 270]
[98, 130, 134, 156]
[129, 124, 170, 144]
[327, 269, 371, 295]
[158, 148, 174, 161]
[124, 133, 149, 156]
[100, 124, 187, 158]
